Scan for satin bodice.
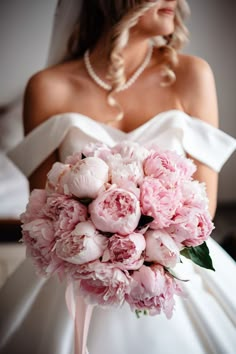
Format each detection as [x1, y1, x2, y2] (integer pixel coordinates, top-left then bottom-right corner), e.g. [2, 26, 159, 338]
[7, 110, 236, 177]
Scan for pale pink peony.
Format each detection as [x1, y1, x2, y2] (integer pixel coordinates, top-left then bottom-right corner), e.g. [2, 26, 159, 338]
[180, 180, 209, 208]
[126, 265, 183, 318]
[21, 218, 62, 276]
[108, 154, 144, 186]
[103, 232, 146, 270]
[168, 204, 214, 247]
[22, 218, 55, 247]
[113, 179, 140, 199]
[43, 194, 87, 234]
[144, 149, 196, 186]
[111, 141, 150, 163]
[67, 156, 109, 198]
[89, 187, 141, 235]
[82, 142, 112, 162]
[78, 261, 131, 306]
[166, 180, 214, 247]
[20, 189, 47, 223]
[65, 152, 82, 165]
[145, 229, 180, 268]
[46, 162, 71, 195]
[23, 231, 52, 276]
[140, 177, 182, 229]
[55, 221, 108, 264]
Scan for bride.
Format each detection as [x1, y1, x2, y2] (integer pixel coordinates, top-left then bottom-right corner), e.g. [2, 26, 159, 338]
[1, 1, 236, 353]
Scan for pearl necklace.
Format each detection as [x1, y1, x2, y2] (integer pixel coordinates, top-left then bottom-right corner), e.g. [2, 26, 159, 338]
[84, 45, 153, 92]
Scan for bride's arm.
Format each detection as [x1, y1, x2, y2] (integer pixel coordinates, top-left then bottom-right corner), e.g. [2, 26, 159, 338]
[177, 55, 219, 219]
[23, 71, 64, 191]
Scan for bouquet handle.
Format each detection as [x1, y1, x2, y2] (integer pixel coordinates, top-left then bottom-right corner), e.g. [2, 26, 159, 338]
[66, 283, 94, 354]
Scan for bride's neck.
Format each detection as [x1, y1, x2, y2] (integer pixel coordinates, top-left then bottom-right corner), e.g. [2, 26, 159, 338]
[89, 34, 152, 79]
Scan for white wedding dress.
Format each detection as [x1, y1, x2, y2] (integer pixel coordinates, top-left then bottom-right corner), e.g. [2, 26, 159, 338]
[1, 110, 236, 354]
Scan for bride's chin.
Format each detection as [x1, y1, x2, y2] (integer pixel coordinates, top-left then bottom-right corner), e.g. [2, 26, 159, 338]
[147, 25, 175, 39]
[133, 18, 175, 39]
[154, 19, 175, 36]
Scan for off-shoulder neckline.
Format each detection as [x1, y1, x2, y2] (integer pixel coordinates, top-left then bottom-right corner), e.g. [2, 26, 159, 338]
[7, 108, 236, 177]
[42, 109, 191, 136]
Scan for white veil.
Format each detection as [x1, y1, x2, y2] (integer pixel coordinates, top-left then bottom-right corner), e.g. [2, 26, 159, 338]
[46, 0, 83, 66]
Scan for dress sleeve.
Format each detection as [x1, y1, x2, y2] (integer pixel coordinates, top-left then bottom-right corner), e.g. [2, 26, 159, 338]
[6, 113, 115, 177]
[181, 114, 236, 172]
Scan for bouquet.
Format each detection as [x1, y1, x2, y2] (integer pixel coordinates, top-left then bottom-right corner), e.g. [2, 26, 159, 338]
[21, 141, 214, 319]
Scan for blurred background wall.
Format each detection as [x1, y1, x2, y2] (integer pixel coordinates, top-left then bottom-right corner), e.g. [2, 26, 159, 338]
[0, 0, 235, 219]
[186, 0, 236, 203]
[0, 0, 58, 218]
[0, 0, 57, 105]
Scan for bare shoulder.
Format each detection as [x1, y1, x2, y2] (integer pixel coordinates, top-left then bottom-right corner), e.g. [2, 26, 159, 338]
[23, 60, 86, 134]
[177, 53, 213, 75]
[175, 54, 218, 127]
[176, 54, 215, 91]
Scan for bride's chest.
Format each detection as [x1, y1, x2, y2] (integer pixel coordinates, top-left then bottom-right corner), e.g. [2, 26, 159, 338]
[66, 81, 182, 133]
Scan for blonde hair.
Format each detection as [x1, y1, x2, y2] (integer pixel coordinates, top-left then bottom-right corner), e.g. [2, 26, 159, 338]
[106, 0, 190, 121]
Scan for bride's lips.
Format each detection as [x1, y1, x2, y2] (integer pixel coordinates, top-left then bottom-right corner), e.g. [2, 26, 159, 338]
[158, 8, 175, 16]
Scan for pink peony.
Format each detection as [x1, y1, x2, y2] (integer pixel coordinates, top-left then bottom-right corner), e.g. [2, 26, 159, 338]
[55, 221, 108, 264]
[46, 162, 71, 195]
[108, 154, 144, 186]
[21, 218, 61, 276]
[89, 187, 141, 235]
[107, 142, 149, 187]
[167, 180, 214, 247]
[43, 194, 87, 234]
[168, 205, 214, 247]
[144, 149, 196, 186]
[180, 180, 209, 208]
[73, 261, 131, 306]
[113, 179, 140, 199]
[20, 189, 47, 223]
[67, 156, 109, 199]
[111, 141, 150, 163]
[22, 218, 55, 247]
[140, 177, 182, 229]
[145, 229, 180, 268]
[23, 231, 52, 276]
[82, 142, 112, 162]
[103, 232, 146, 270]
[65, 152, 82, 165]
[126, 265, 183, 318]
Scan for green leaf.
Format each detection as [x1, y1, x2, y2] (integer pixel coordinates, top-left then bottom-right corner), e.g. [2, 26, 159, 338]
[180, 242, 215, 271]
[135, 309, 142, 319]
[135, 309, 149, 318]
[180, 248, 191, 260]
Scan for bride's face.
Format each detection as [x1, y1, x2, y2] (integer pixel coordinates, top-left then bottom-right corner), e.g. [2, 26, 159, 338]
[134, 0, 177, 37]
